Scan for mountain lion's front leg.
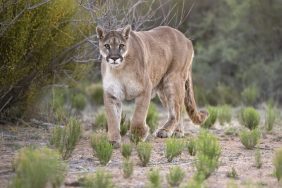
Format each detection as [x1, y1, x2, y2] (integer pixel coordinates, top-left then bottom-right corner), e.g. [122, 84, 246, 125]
[130, 88, 151, 141]
[104, 92, 122, 148]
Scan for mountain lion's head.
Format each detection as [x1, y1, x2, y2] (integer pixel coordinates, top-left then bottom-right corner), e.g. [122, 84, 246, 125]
[96, 25, 131, 68]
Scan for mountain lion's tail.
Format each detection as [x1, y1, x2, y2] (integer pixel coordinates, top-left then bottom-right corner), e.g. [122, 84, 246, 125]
[184, 69, 208, 124]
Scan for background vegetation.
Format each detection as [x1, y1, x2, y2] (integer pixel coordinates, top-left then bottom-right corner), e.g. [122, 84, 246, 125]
[1, 0, 281, 121]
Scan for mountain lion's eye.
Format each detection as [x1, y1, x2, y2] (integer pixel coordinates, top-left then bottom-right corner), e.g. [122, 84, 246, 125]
[119, 44, 125, 49]
[104, 44, 110, 49]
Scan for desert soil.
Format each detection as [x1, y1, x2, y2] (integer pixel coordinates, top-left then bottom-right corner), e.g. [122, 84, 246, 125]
[0, 107, 282, 188]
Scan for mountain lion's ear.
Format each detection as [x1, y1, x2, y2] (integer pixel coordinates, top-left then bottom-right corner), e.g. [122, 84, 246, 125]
[122, 25, 131, 40]
[96, 26, 104, 40]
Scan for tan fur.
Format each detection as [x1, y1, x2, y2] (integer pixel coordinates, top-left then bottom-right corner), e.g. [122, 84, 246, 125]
[96, 25, 208, 147]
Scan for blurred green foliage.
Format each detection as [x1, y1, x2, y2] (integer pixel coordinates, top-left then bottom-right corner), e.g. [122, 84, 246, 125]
[201, 106, 218, 129]
[71, 93, 87, 111]
[0, 0, 93, 117]
[146, 103, 159, 134]
[2, 0, 282, 120]
[50, 117, 82, 159]
[11, 147, 66, 188]
[184, 0, 282, 105]
[241, 85, 259, 106]
[85, 83, 104, 105]
[217, 105, 232, 125]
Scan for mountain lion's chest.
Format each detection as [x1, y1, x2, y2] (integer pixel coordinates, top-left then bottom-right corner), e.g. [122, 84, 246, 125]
[103, 68, 143, 100]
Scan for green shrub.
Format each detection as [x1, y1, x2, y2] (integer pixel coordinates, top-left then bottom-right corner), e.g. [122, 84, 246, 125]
[195, 130, 221, 181]
[91, 134, 113, 165]
[265, 104, 278, 132]
[146, 168, 161, 188]
[86, 83, 104, 105]
[0, 0, 90, 116]
[53, 106, 70, 124]
[51, 88, 68, 111]
[226, 167, 238, 179]
[239, 129, 260, 149]
[137, 142, 152, 166]
[201, 106, 218, 129]
[11, 147, 66, 188]
[181, 179, 202, 188]
[130, 129, 142, 145]
[239, 107, 260, 130]
[255, 149, 262, 169]
[79, 169, 114, 188]
[146, 103, 159, 134]
[94, 111, 107, 130]
[187, 138, 197, 156]
[122, 159, 134, 178]
[224, 127, 238, 136]
[120, 113, 130, 136]
[194, 154, 219, 182]
[241, 85, 259, 106]
[196, 130, 221, 160]
[205, 84, 240, 106]
[217, 105, 232, 125]
[166, 166, 185, 187]
[50, 117, 82, 159]
[121, 143, 132, 159]
[71, 93, 86, 111]
[165, 138, 185, 162]
[273, 148, 282, 181]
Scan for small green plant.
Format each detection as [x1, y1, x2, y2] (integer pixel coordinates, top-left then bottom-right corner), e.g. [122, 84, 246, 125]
[137, 142, 152, 166]
[146, 168, 161, 188]
[224, 127, 238, 136]
[273, 148, 282, 182]
[194, 130, 221, 181]
[187, 137, 197, 156]
[51, 88, 68, 111]
[255, 149, 262, 168]
[71, 93, 86, 111]
[86, 83, 104, 105]
[165, 138, 185, 162]
[122, 159, 134, 178]
[121, 143, 132, 159]
[265, 104, 278, 132]
[53, 106, 69, 123]
[166, 166, 185, 187]
[120, 113, 130, 136]
[196, 130, 221, 160]
[11, 147, 66, 188]
[94, 111, 107, 130]
[217, 105, 232, 125]
[194, 154, 219, 182]
[227, 167, 238, 179]
[91, 133, 113, 165]
[239, 107, 260, 130]
[50, 117, 82, 159]
[181, 179, 202, 188]
[201, 106, 218, 129]
[79, 169, 114, 188]
[239, 129, 260, 149]
[130, 128, 142, 145]
[241, 85, 259, 106]
[146, 103, 159, 134]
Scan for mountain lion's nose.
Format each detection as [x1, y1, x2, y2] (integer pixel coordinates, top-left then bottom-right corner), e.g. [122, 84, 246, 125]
[111, 56, 119, 61]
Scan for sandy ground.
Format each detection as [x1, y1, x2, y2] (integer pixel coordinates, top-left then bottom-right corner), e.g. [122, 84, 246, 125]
[0, 107, 282, 188]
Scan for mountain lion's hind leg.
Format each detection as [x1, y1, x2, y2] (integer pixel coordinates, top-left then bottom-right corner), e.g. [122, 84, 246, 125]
[156, 76, 185, 138]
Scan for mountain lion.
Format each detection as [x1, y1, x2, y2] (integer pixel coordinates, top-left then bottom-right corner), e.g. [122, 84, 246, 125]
[96, 25, 208, 148]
